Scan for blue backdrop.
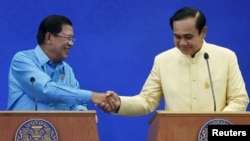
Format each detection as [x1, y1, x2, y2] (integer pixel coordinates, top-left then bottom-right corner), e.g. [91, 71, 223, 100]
[0, 0, 249, 141]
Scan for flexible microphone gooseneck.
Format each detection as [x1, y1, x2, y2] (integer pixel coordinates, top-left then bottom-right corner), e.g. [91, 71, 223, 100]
[30, 77, 38, 111]
[204, 53, 216, 111]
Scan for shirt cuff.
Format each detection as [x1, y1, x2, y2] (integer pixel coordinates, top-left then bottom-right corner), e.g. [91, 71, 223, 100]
[77, 89, 92, 104]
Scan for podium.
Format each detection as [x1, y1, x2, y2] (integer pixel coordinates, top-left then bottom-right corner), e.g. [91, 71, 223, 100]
[0, 110, 99, 141]
[147, 110, 250, 141]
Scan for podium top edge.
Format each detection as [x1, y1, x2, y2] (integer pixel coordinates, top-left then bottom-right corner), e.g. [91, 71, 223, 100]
[0, 110, 97, 114]
[148, 110, 250, 124]
[156, 110, 250, 115]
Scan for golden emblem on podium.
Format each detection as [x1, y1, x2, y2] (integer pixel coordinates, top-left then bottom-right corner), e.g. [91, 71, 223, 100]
[15, 118, 58, 141]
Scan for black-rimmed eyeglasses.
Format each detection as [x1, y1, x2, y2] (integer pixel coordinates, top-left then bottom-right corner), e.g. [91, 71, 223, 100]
[55, 34, 76, 43]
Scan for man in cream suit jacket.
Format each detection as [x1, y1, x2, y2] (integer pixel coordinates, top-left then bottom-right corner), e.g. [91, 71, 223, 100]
[100, 7, 249, 116]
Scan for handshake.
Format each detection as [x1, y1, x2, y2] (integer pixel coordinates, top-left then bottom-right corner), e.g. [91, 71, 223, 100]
[91, 91, 120, 113]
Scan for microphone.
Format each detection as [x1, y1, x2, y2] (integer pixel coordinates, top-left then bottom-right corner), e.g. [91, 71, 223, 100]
[30, 77, 38, 111]
[204, 52, 216, 111]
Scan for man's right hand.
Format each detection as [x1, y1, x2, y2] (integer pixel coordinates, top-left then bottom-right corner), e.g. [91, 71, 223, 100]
[92, 92, 112, 112]
[105, 90, 121, 113]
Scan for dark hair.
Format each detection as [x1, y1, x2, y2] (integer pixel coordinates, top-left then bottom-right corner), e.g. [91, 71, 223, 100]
[169, 7, 206, 34]
[36, 15, 72, 45]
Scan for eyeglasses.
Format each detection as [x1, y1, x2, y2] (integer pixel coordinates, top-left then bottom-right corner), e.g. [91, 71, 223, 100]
[55, 34, 76, 43]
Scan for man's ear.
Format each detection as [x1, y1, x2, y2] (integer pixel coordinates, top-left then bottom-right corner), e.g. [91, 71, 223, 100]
[45, 32, 53, 44]
[202, 26, 207, 38]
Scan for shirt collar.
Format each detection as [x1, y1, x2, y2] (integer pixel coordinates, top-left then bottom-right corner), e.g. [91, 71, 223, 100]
[34, 45, 50, 67]
[195, 40, 208, 59]
[34, 45, 64, 68]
